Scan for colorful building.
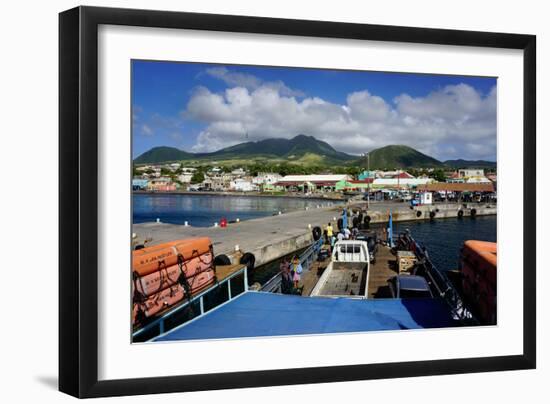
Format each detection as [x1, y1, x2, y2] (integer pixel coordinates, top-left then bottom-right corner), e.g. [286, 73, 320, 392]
[335, 179, 373, 192]
[275, 174, 352, 192]
[371, 178, 434, 189]
[132, 178, 149, 190]
[357, 170, 376, 181]
[147, 177, 178, 192]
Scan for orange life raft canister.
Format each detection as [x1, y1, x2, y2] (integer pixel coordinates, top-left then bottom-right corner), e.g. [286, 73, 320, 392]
[134, 252, 213, 297]
[133, 237, 212, 277]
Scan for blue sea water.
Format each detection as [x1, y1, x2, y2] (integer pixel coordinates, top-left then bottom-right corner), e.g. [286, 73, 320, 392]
[132, 193, 338, 227]
[391, 215, 497, 271]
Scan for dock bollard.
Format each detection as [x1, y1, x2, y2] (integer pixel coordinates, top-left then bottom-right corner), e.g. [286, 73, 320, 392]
[184, 221, 189, 227]
[156, 218, 160, 223]
[236, 218, 240, 223]
[278, 211, 282, 215]
[214, 222, 218, 227]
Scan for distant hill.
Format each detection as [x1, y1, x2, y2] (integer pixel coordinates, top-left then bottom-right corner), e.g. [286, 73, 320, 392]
[443, 159, 497, 169]
[133, 146, 194, 164]
[360, 145, 443, 169]
[134, 134, 355, 164]
[134, 137, 492, 170]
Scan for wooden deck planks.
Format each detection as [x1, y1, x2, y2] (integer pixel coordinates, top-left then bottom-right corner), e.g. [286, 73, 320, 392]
[367, 245, 398, 298]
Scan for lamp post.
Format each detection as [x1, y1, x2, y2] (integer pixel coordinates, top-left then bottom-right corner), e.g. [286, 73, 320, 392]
[362, 152, 370, 209]
[397, 168, 400, 191]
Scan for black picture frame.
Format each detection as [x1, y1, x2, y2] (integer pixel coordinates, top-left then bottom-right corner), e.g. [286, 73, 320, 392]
[59, 6, 536, 398]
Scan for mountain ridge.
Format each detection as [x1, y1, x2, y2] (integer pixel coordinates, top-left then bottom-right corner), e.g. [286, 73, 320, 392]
[134, 134, 354, 164]
[134, 136, 495, 169]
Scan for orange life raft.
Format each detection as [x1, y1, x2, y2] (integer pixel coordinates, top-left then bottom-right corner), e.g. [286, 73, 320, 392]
[134, 270, 216, 319]
[133, 237, 212, 277]
[134, 252, 213, 297]
[132, 238, 216, 325]
[461, 240, 497, 325]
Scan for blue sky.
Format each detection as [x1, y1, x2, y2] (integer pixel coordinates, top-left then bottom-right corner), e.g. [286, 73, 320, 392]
[132, 60, 497, 161]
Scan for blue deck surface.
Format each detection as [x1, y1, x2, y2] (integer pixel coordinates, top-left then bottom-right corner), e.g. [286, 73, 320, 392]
[155, 292, 457, 341]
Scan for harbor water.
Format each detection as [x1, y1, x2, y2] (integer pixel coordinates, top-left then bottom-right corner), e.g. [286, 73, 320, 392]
[391, 215, 497, 272]
[133, 193, 340, 227]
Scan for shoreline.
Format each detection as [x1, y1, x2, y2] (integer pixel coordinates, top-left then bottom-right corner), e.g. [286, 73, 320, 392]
[134, 201, 496, 229]
[132, 190, 346, 202]
[132, 203, 496, 268]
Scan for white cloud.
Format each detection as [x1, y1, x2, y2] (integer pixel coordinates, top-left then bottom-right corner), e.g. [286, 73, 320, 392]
[205, 67, 262, 90]
[141, 124, 153, 136]
[183, 81, 496, 161]
[205, 67, 305, 97]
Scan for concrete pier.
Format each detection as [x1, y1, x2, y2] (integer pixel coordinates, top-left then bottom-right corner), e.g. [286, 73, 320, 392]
[353, 202, 497, 223]
[133, 202, 496, 267]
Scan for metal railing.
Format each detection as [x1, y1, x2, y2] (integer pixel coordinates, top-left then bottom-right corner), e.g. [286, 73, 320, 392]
[132, 265, 248, 341]
[394, 231, 477, 324]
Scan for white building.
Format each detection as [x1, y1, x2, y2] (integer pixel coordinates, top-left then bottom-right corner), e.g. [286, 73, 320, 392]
[466, 176, 492, 184]
[230, 178, 258, 192]
[278, 174, 351, 183]
[458, 169, 485, 178]
[253, 172, 282, 186]
[372, 178, 434, 188]
[231, 168, 247, 177]
[152, 167, 162, 178]
[177, 173, 193, 183]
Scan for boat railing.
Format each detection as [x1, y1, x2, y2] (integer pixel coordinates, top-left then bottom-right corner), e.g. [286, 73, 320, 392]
[395, 231, 478, 324]
[133, 264, 248, 342]
[261, 237, 324, 293]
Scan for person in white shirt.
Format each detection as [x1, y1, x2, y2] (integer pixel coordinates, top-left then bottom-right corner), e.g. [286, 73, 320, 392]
[343, 227, 351, 239]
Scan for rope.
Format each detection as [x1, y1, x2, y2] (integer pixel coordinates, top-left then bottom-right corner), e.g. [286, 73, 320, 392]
[176, 254, 193, 303]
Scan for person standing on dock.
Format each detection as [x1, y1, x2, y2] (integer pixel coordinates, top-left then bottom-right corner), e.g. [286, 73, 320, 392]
[325, 222, 334, 244]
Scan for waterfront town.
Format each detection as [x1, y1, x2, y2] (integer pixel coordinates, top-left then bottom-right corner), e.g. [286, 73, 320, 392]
[132, 163, 496, 202]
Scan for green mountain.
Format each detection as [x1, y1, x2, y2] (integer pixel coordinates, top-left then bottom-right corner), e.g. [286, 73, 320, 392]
[361, 145, 443, 169]
[133, 146, 194, 164]
[209, 134, 354, 161]
[134, 134, 355, 164]
[443, 159, 496, 169]
[134, 137, 489, 170]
